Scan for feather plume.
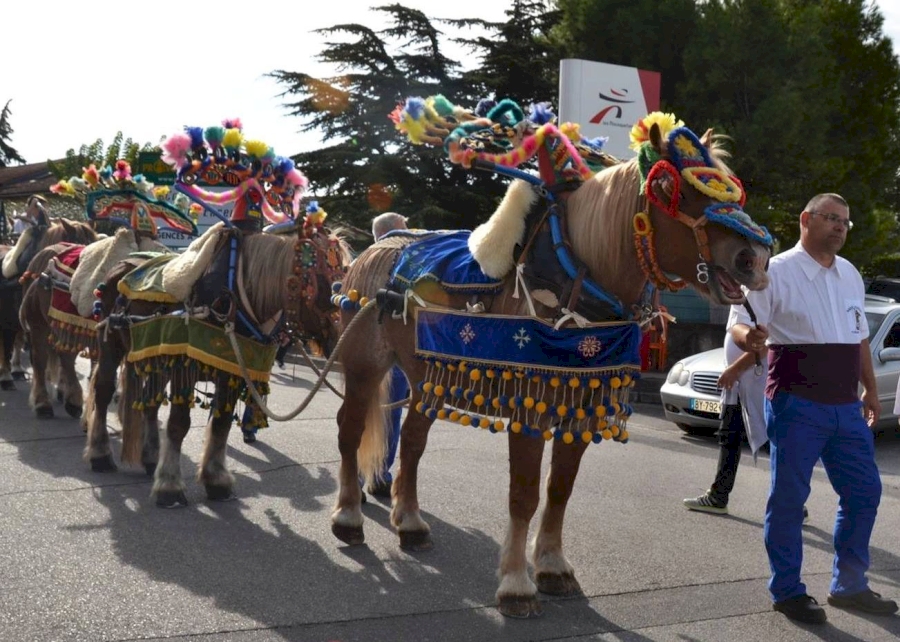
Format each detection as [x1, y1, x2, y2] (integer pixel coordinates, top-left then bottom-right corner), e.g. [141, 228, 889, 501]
[204, 125, 225, 148]
[222, 128, 243, 151]
[244, 139, 269, 159]
[160, 132, 193, 168]
[82, 164, 100, 186]
[222, 117, 243, 131]
[184, 126, 205, 150]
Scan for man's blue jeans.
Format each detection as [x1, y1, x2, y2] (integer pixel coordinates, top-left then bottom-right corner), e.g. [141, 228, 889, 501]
[764, 391, 881, 602]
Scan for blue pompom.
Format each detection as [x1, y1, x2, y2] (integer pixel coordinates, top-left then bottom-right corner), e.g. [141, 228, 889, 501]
[331, 281, 342, 293]
[340, 298, 354, 311]
[474, 98, 496, 118]
[405, 97, 426, 120]
[592, 432, 602, 444]
[184, 126, 205, 149]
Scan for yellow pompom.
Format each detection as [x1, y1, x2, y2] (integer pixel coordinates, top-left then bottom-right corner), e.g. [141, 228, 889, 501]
[223, 128, 244, 149]
[474, 394, 485, 406]
[433, 384, 445, 397]
[460, 415, 472, 426]
[437, 409, 447, 420]
[562, 432, 575, 445]
[479, 417, 491, 429]
[575, 408, 586, 420]
[485, 369, 495, 379]
[511, 421, 523, 433]
[449, 410, 461, 422]
[458, 362, 468, 373]
[535, 401, 548, 414]
[601, 429, 613, 440]
[542, 429, 553, 441]
[347, 289, 360, 302]
[447, 363, 456, 372]
[494, 420, 505, 432]
[531, 375, 542, 383]
[621, 429, 629, 440]
[611, 425, 620, 437]
[423, 381, 434, 393]
[581, 431, 593, 443]
[588, 378, 601, 389]
[556, 405, 568, 418]
[622, 374, 632, 387]
[550, 376, 561, 388]
[597, 418, 609, 430]
[502, 370, 513, 381]
[244, 139, 270, 158]
[610, 376, 622, 389]
[568, 377, 580, 388]
[470, 369, 482, 381]
[415, 401, 425, 413]
[492, 398, 502, 409]
[595, 405, 607, 417]
[524, 397, 535, 409]
[359, 296, 369, 307]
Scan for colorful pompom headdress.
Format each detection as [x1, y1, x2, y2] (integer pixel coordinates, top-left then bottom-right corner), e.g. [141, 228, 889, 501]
[50, 161, 198, 236]
[159, 118, 308, 230]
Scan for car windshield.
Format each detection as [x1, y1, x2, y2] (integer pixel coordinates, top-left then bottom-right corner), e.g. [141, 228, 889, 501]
[866, 312, 885, 339]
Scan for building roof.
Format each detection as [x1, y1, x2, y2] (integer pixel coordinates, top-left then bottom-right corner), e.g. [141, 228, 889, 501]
[0, 160, 62, 200]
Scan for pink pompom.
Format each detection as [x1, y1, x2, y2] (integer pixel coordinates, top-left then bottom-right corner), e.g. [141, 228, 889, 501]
[286, 168, 308, 215]
[113, 160, 132, 181]
[222, 117, 243, 130]
[161, 132, 193, 168]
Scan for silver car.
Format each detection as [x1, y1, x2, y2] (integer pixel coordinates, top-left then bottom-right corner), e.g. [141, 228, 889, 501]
[661, 295, 900, 436]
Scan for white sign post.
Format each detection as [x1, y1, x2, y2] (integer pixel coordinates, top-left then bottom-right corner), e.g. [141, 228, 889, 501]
[559, 59, 662, 160]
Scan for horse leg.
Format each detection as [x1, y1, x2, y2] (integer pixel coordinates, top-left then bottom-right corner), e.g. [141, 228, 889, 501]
[152, 402, 191, 508]
[84, 344, 122, 472]
[390, 398, 435, 551]
[497, 432, 546, 618]
[0, 328, 15, 390]
[141, 402, 161, 478]
[10, 330, 26, 379]
[331, 368, 383, 546]
[532, 439, 589, 597]
[198, 387, 237, 502]
[57, 352, 83, 418]
[28, 323, 53, 418]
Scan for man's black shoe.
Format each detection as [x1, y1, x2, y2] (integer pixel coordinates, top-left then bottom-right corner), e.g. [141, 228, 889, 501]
[773, 594, 827, 624]
[828, 589, 898, 615]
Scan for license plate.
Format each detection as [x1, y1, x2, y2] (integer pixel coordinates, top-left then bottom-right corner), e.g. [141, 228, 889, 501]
[690, 399, 721, 414]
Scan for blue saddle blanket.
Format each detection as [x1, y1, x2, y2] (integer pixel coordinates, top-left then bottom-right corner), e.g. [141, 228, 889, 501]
[389, 230, 504, 293]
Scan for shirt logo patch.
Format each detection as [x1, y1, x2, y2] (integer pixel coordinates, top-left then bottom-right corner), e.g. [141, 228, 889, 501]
[846, 304, 863, 334]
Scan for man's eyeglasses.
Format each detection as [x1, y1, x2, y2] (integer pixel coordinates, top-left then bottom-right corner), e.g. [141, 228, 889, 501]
[810, 211, 853, 230]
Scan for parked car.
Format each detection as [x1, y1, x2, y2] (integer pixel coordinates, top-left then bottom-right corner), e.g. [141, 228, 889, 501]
[661, 295, 900, 436]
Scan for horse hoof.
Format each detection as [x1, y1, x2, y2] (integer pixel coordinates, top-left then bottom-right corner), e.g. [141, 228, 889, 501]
[144, 463, 157, 477]
[0, 380, 15, 391]
[35, 404, 54, 419]
[331, 523, 365, 546]
[242, 432, 257, 444]
[497, 595, 543, 619]
[206, 485, 236, 502]
[399, 530, 433, 552]
[11, 371, 26, 381]
[156, 490, 188, 508]
[90, 455, 118, 473]
[65, 403, 82, 418]
[536, 572, 582, 596]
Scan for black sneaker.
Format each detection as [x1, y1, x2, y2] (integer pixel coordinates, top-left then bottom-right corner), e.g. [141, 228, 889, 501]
[773, 594, 827, 624]
[827, 589, 898, 615]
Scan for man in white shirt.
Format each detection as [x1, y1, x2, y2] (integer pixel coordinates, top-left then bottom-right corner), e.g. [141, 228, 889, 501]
[732, 193, 896, 624]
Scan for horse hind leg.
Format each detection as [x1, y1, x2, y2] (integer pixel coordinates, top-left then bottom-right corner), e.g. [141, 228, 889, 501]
[84, 344, 123, 472]
[152, 400, 192, 508]
[11, 330, 26, 379]
[532, 439, 589, 598]
[496, 432, 546, 618]
[27, 323, 54, 418]
[391, 390, 435, 552]
[57, 352, 83, 418]
[0, 328, 16, 390]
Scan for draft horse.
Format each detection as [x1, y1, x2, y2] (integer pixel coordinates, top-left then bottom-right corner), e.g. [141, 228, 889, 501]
[1, 218, 97, 392]
[331, 101, 773, 618]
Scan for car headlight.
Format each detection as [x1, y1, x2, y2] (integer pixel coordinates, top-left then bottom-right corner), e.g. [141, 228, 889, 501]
[678, 369, 690, 386]
[667, 362, 684, 384]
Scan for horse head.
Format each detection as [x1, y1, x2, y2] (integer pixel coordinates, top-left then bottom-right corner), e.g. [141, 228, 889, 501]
[630, 117, 771, 305]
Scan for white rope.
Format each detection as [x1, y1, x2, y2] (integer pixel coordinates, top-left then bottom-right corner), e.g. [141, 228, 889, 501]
[553, 307, 590, 330]
[513, 263, 537, 317]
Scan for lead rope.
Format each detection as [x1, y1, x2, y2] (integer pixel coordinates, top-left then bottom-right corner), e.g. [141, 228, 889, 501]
[224, 299, 409, 421]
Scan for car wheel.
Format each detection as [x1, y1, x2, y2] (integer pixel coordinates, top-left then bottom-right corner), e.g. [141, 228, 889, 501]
[676, 423, 718, 437]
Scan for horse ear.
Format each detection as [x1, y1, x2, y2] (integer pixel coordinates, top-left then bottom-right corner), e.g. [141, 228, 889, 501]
[649, 123, 665, 154]
[700, 128, 715, 148]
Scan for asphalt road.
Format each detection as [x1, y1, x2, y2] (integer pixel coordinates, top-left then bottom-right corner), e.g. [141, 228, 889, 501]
[1, 357, 899, 642]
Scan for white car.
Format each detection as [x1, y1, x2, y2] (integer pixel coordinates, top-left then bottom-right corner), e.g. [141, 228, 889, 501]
[661, 295, 900, 436]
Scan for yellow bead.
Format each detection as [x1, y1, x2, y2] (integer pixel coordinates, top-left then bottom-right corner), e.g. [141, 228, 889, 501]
[347, 289, 359, 302]
[415, 401, 425, 413]
[562, 432, 575, 444]
[610, 376, 622, 389]
[479, 417, 491, 429]
[611, 402, 621, 414]
[461, 415, 472, 426]
[492, 398, 502, 409]
[556, 405, 568, 417]
[611, 425, 620, 437]
[447, 363, 456, 372]
[601, 429, 613, 440]
[622, 374, 632, 386]
[595, 405, 607, 417]
[515, 370, 525, 379]
[575, 408, 586, 420]
[486, 369, 495, 379]
[535, 401, 547, 414]
[494, 420, 505, 432]
[511, 421, 523, 433]
[523, 397, 535, 409]
[508, 397, 517, 409]
[531, 375, 542, 383]
[621, 430, 629, 440]
[470, 369, 481, 381]
[433, 384, 445, 396]
[568, 377, 580, 388]
[581, 431, 593, 443]
[550, 376, 561, 388]
[597, 419, 608, 430]
[502, 370, 513, 381]
[540, 429, 551, 441]
[449, 410, 461, 422]
[459, 362, 468, 373]
[423, 382, 434, 393]
[588, 378, 601, 389]
[474, 394, 485, 406]
[359, 296, 369, 307]
[437, 409, 447, 420]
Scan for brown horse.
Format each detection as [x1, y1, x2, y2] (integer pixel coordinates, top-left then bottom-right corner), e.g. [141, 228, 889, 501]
[331, 113, 772, 617]
[0, 219, 97, 393]
[84, 225, 351, 506]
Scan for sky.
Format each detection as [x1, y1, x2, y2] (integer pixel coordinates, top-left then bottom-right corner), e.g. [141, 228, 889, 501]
[3, 0, 900, 164]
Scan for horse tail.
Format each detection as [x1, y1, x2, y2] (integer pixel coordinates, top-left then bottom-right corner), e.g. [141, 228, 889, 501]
[356, 371, 390, 487]
[117, 366, 144, 466]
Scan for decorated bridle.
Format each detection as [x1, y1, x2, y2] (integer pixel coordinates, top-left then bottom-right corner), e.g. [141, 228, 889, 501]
[629, 119, 772, 292]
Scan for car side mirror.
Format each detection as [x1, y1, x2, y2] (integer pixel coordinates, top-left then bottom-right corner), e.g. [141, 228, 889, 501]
[878, 347, 900, 364]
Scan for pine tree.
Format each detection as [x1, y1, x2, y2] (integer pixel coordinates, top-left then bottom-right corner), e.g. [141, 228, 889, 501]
[0, 100, 26, 167]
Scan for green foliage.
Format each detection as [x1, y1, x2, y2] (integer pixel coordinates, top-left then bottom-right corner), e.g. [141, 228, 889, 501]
[269, 2, 561, 234]
[47, 131, 158, 180]
[867, 253, 900, 279]
[0, 99, 26, 167]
